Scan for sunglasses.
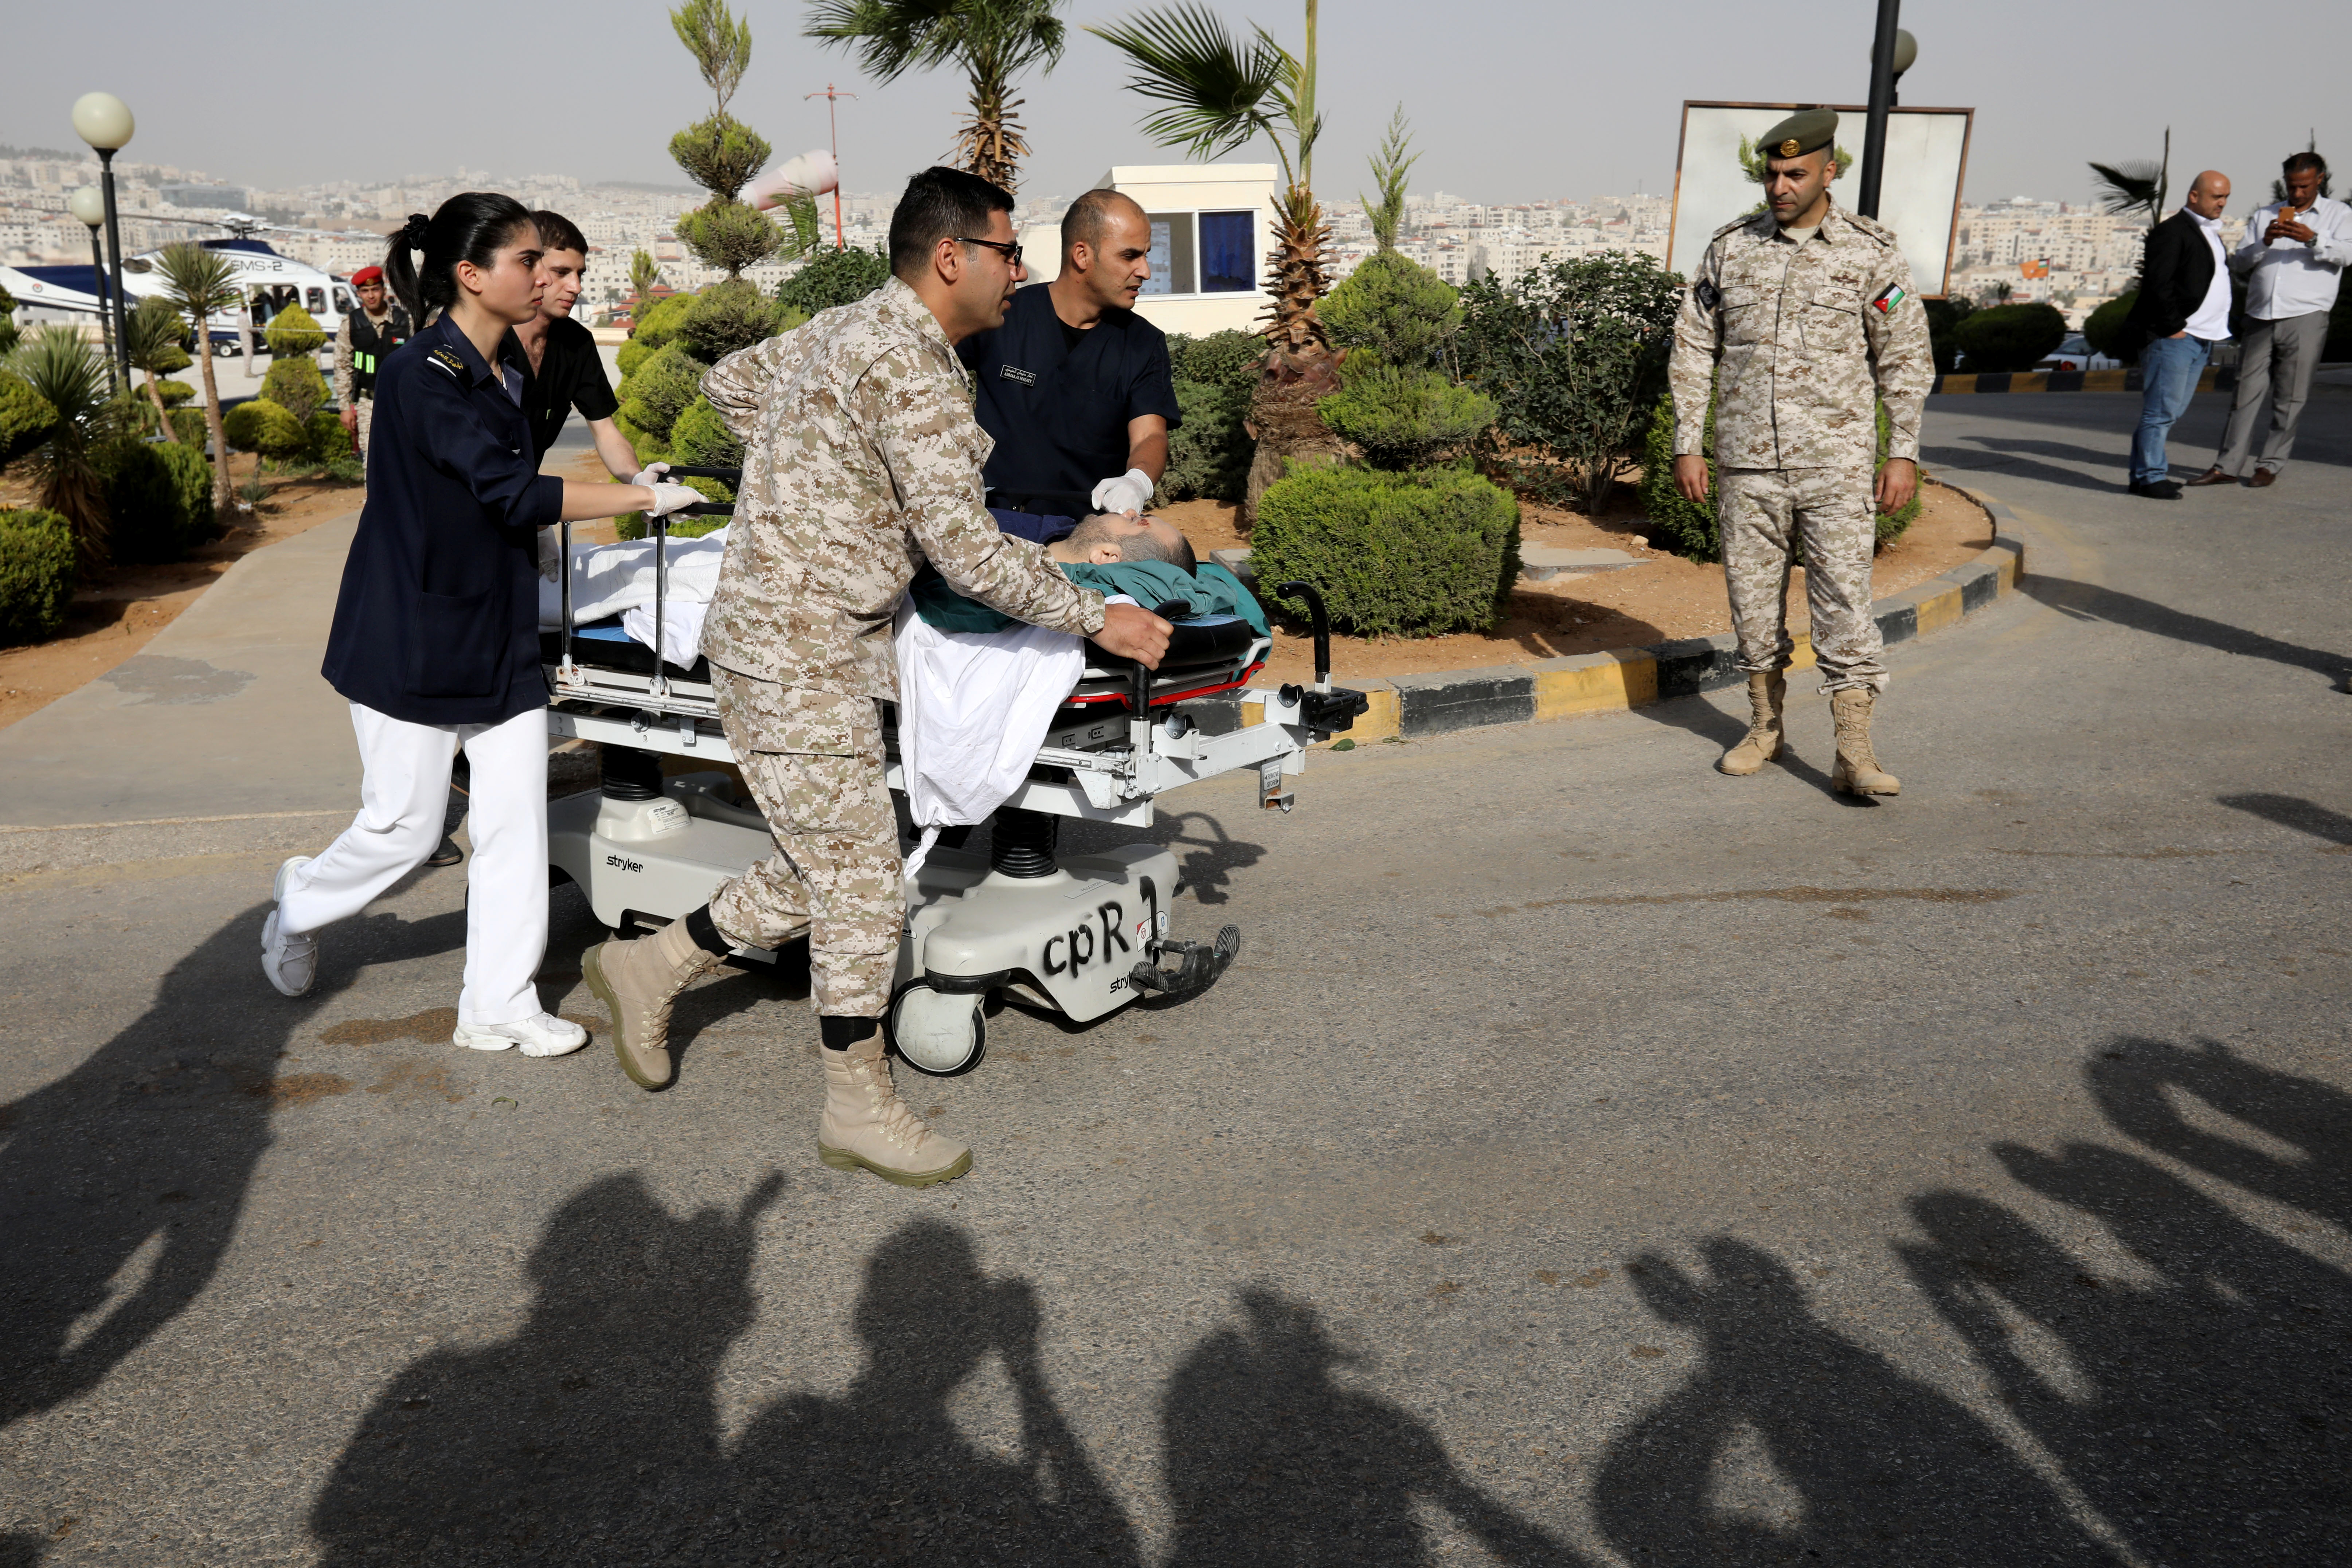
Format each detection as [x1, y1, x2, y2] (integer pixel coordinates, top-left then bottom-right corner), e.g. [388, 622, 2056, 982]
[958, 235, 1024, 268]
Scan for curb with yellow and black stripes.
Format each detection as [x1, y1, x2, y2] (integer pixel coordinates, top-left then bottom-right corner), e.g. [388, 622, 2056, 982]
[1932, 367, 2235, 395]
[1219, 485, 2027, 743]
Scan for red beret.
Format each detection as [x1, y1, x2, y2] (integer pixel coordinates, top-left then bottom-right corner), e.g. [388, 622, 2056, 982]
[350, 265, 384, 286]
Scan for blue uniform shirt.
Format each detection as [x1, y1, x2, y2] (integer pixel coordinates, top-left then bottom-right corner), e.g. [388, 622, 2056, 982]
[321, 314, 563, 726]
[958, 284, 1181, 517]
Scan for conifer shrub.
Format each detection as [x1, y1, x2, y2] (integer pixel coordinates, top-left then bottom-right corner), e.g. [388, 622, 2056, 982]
[1167, 329, 1267, 392]
[2083, 292, 2140, 365]
[1320, 251, 1461, 370]
[774, 245, 890, 318]
[0, 507, 77, 643]
[157, 441, 216, 544]
[261, 354, 329, 422]
[306, 411, 353, 465]
[626, 292, 696, 356]
[1317, 357, 1497, 470]
[265, 304, 327, 358]
[223, 398, 308, 459]
[98, 438, 189, 563]
[1252, 465, 1520, 638]
[1157, 331, 1263, 505]
[0, 370, 59, 467]
[616, 342, 705, 450]
[680, 278, 790, 363]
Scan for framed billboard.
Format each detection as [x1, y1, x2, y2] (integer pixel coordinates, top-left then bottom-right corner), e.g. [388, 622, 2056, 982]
[1666, 102, 1974, 297]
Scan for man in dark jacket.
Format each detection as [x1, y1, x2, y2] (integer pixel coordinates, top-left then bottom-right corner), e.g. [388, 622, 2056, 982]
[2124, 170, 2233, 498]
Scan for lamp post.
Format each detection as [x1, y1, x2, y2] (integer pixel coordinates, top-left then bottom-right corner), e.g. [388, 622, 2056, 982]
[1856, 11, 1918, 219]
[71, 91, 135, 391]
[67, 184, 119, 395]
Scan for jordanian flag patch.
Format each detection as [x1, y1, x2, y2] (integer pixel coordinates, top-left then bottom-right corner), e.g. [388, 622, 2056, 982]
[1871, 284, 1907, 314]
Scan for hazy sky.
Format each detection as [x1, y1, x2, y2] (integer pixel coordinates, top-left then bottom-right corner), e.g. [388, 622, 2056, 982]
[6, 1, 2346, 215]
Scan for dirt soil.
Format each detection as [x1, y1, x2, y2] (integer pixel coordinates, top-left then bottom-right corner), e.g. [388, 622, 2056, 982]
[1160, 475, 1994, 685]
[0, 456, 363, 731]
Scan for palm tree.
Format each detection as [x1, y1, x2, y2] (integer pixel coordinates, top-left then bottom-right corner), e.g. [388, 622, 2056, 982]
[5, 325, 119, 570]
[629, 249, 665, 319]
[122, 295, 192, 444]
[2090, 128, 2170, 231]
[806, 0, 1067, 193]
[1089, 1, 1328, 352]
[152, 242, 241, 516]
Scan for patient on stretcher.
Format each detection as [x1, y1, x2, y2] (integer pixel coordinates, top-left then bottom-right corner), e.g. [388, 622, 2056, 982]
[907, 509, 1267, 636]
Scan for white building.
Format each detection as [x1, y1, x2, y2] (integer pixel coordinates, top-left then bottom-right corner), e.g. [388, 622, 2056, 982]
[1019, 163, 1279, 337]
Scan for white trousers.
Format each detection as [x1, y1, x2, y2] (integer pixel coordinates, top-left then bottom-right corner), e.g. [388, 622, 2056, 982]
[280, 702, 549, 1025]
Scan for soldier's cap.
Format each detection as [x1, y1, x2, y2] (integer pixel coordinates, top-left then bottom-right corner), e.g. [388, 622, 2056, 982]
[350, 265, 384, 286]
[1758, 108, 1839, 162]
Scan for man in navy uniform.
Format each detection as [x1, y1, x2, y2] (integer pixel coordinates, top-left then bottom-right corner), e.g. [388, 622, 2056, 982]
[958, 188, 1181, 541]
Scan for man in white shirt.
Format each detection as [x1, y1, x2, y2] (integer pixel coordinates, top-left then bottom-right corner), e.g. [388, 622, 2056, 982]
[2188, 152, 2350, 489]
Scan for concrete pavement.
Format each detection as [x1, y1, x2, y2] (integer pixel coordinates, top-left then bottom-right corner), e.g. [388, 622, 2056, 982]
[0, 386, 2347, 1564]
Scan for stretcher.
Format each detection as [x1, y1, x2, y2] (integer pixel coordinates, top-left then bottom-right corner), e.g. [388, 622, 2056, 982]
[542, 468, 1367, 1075]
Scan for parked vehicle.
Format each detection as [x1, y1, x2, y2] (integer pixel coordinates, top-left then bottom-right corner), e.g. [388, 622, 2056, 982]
[2035, 333, 2119, 372]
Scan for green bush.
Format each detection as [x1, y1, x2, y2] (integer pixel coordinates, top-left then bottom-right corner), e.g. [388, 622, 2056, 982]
[98, 438, 198, 563]
[680, 278, 789, 363]
[0, 507, 76, 644]
[1321, 251, 1461, 370]
[223, 398, 308, 459]
[1252, 465, 1520, 638]
[167, 407, 208, 446]
[1317, 360, 1497, 470]
[1639, 389, 1719, 560]
[674, 196, 782, 279]
[305, 411, 352, 466]
[629, 291, 696, 352]
[1157, 378, 1254, 504]
[1952, 302, 2068, 373]
[265, 304, 327, 358]
[615, 341, 705, 449]
[774, 245, 891, 318]
[154, 378, 195, 408]
[1922, 298, 1976, 375]
[1638, 388, 1921, 561]
[1166, 329, 1266, 395]
[261, 354, 329, 422]
[156, 441, 216, 544]
[2084, 292, 2140, 365]
[668, 395, 744, 470]
[1457, 251, 1682, 512]
[0, 369, 59, 468]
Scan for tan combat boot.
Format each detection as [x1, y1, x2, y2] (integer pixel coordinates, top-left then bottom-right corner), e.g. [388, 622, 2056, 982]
[1717, 672, 1788, 776]
[582, 918, 722, 1090]
[818, 1035, 972, 1188]
[1829, 688, 1901, 796]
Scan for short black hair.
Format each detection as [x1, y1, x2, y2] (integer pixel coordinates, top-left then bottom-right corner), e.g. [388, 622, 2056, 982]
[2284, 150, 2329, 177]
[531, 208, 589, 256]
[888, 165, 1015, 280]
[1062, 189, 1144, 257]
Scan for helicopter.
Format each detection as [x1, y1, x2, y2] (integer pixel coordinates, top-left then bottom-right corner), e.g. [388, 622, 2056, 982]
[1, 212, 380, 357]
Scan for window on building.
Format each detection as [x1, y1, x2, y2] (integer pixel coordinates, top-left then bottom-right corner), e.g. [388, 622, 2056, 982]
[1139, 210, 1254, 297]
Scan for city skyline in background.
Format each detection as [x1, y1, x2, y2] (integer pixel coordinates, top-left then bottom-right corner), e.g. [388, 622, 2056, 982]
[2, 0, 2345, 214]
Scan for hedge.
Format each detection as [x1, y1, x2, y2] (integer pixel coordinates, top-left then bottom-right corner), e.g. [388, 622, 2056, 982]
[0, 370, 59, 468]
[99, 439, 192, 563]
[1320, 251, 1460, 370]
[774, 245, 890, 319]
[1639, 389, 1921, 562]
[1952, 303, 2068, 374]
[1252, 465, 1520, 638]
[223, 398, 308, 459]
[2083, 292, 2139, 365]
[0, 508, 77, 644]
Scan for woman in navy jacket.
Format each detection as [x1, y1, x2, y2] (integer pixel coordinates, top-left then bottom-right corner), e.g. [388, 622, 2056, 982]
[263, 193, 698, 1055]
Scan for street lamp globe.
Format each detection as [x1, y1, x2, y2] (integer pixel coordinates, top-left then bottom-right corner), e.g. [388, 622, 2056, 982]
[68, 185, 106, 228]
[71, 92, 136, 152]
[1873, 28, 1918, 79]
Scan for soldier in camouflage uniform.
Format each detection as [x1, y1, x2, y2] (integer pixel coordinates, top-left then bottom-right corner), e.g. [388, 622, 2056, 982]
[1668, 108, 1934, 795]
[583, 168, 1172, 1188]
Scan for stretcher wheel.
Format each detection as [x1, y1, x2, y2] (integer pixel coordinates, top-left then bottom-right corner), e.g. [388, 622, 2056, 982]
[888, 982, 985, 1076]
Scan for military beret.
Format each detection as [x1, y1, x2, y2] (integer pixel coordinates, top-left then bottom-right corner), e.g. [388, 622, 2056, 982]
[1758, 108, 1838, 161]
[350, 265, 384, 286]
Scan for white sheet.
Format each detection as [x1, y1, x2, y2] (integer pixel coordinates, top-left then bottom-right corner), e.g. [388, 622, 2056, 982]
[537, 527, 729, 631]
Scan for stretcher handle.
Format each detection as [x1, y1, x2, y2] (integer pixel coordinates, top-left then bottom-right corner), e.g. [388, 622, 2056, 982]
[658, 465, 739, 519]
[1277, 581, 1332, 693]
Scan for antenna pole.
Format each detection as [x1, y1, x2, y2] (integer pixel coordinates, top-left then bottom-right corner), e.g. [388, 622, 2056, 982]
[805, 83, 857, 250]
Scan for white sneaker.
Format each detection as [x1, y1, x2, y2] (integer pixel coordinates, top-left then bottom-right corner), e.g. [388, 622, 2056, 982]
[453, 1012, 589, 1058]
[262, 857, 317, 997]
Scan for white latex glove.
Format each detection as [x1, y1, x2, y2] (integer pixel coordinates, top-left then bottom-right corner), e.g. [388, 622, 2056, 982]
[538, 526, 561, 582]
[1091, 467, 1153, 516]
[645, 481, 702, 519]
[628, 461, 670, 486]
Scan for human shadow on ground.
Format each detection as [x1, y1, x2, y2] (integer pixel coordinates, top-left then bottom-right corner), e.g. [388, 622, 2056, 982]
[1918, 438, 2128, 495]
[309, 1171, 783, 1564]
[1590, 1237, 2122, 1566]
[2216, 792, 2352, 849]
[1161, 1286, 1577, 1567]
[730, 1217, 1142, 1565]
[1636, 692, 1853, 804]
[2020, 576, 2348, 682]
[0, 903, 382, 1432]
[1900, 1038, 2352, 1566]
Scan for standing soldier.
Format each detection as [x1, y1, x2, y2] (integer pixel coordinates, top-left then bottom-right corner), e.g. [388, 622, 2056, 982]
[581, 167, 1172, 1189]
[1669, 108, 1933, 794]
[335, 265, 412, 466]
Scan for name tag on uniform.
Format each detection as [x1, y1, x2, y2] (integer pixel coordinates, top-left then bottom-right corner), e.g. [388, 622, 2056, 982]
[427, 347, 467, 378]
[999, 365, 1037, 386]
[1695, 279, 1721, 312]
[1871, 284, 1907, 314]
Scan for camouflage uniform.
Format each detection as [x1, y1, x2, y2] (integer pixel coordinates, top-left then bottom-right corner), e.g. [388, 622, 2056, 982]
[1668, 203, 1934, 693]
[696, 276, 1106, 1016]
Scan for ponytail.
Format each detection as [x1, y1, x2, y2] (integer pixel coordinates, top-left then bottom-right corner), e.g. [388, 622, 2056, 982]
[382, 192, 536, 327]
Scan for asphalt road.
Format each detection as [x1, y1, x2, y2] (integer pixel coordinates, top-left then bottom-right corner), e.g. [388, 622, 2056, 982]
[1, 386, 2347, 1565]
